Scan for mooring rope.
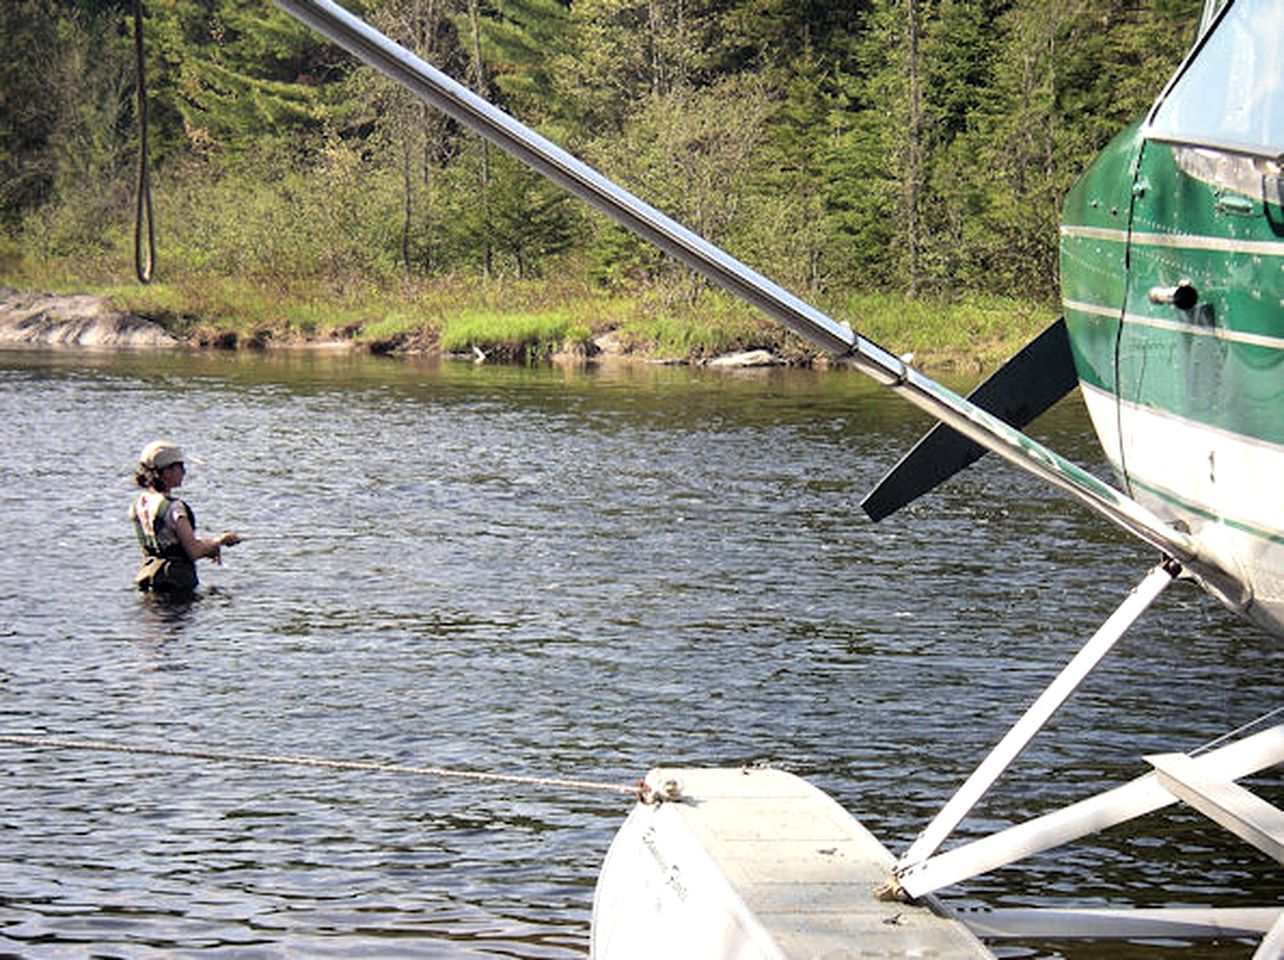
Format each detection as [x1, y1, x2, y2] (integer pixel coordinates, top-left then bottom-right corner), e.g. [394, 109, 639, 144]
[1190, 706, 1284, 757]
[0, 734, 640, 798]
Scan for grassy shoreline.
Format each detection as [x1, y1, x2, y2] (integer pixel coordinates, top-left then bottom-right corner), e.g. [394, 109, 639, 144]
[2, 259, 1058, 372]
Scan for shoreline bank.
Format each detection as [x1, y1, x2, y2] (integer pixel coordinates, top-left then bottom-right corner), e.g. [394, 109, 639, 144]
[0, 287, 832, 370]
[0, 288, 181, 349]
[0, 285, 1016, 373]
[0, 288, 754, 368]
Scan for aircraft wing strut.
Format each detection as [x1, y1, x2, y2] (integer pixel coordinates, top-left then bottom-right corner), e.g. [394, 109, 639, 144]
[275, 0, 1202, 570]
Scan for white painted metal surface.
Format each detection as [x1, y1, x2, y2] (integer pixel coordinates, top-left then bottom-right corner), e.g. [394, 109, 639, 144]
[1148, 751, 1284, 864]
[965, 907, 1282, 940]
[1253, 911, 1284, 960]
[1079, 381, 1284, 635]
[591, 767, 994, 960]
[897, 723, 1284, 900]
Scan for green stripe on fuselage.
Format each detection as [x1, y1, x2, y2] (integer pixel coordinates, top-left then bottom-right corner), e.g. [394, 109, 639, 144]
[1126, 471, 1284, 548]
[1060, 129, 1284, 448]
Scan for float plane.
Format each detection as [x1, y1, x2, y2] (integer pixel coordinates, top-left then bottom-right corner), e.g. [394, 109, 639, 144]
[272, 0, 1282, 954]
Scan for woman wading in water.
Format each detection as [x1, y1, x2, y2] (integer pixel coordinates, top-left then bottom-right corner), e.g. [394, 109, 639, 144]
[129, 440, 242, 596]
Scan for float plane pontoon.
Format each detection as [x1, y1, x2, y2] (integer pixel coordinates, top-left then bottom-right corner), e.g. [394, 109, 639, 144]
[271, 0, 1283, 954]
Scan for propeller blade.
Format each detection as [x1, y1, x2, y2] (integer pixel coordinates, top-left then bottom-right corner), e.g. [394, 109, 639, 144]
[862, 318, 1079, 522]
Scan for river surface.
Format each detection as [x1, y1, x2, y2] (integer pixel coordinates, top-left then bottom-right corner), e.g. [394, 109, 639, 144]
[0, 347, 1278, 959]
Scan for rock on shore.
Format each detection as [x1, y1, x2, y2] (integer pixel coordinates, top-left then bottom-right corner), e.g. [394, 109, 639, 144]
[706, 349, 782, 368]
[0, 288, 178, 347]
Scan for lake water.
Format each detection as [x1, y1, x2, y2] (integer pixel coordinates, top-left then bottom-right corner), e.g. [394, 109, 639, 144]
[0, 347, 1278, 959]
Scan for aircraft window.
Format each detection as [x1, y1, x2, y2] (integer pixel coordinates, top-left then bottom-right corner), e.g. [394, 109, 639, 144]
[1147, 0, 1283, 157]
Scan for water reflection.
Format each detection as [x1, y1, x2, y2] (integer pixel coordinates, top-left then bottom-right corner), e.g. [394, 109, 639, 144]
[0, 348, 1277, 959]
[135, 590, 197, 625]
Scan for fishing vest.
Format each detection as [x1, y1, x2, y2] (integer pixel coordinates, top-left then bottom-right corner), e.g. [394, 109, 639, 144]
[130, 492, 199, 593]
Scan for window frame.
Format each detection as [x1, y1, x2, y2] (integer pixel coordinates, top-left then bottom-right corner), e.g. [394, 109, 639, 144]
[1144, 0, 1284, 160]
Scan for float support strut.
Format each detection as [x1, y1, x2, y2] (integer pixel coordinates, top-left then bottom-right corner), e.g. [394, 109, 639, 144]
[894, 722, 1284, 899]
[891, 559, 1180, 886]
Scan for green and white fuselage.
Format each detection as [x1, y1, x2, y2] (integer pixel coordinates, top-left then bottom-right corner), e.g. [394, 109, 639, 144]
[1060, 0, 1284, 636]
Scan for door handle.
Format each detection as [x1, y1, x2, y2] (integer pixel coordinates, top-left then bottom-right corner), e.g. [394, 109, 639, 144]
[1148, 280, 1198, 309]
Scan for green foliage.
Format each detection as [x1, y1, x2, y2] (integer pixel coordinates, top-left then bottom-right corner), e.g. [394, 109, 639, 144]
[430, 140, 578, 277]
[1, 0, 135, 229]
[933, 0, 1197, 296]
[94, 273, 388, 341]
[847, 289, 1058, 366]
[359, 308, 431, 342]
[142, 0, 333, 157]
[553, 0, 723, 138]
[146, 135, 403, 284]
[474, 0, 572, 120]
[439, 308, 590, 360]
[618, 292, 778, 359]
[584, 73, 778, 290]
[2, 0, 1202, 350]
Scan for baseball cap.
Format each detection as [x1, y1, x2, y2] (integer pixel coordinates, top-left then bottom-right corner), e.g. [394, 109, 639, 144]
[139, 439, 194, 470]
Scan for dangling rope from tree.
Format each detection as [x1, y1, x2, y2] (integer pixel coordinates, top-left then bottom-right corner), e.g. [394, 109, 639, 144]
[131, 0, 156, 284]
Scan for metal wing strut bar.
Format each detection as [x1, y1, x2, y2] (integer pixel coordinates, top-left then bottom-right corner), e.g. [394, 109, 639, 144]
[273, 0, 1203, 572]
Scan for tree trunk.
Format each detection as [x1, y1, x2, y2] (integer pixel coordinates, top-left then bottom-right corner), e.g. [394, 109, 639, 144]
[904, 0, 924, 296]
[467, 0, 494, 277]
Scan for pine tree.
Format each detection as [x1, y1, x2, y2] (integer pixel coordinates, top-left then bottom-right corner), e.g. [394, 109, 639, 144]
[142, 0, 335, 158]
[473, 0, 571, 122]
[1, 0, 134, 228]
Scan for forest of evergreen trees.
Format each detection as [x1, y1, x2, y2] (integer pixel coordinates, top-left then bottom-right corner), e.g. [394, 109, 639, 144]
[1, 0, 1199, 306]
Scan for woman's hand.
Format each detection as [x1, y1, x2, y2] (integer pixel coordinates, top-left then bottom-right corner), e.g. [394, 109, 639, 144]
[208, 530, 241, 564]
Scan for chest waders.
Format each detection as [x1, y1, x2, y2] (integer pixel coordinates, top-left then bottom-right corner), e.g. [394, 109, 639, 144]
[132, 495, 199, 595]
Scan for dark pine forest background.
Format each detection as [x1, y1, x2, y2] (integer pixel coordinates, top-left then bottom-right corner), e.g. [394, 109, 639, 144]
[0, 0, 1198, 360]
